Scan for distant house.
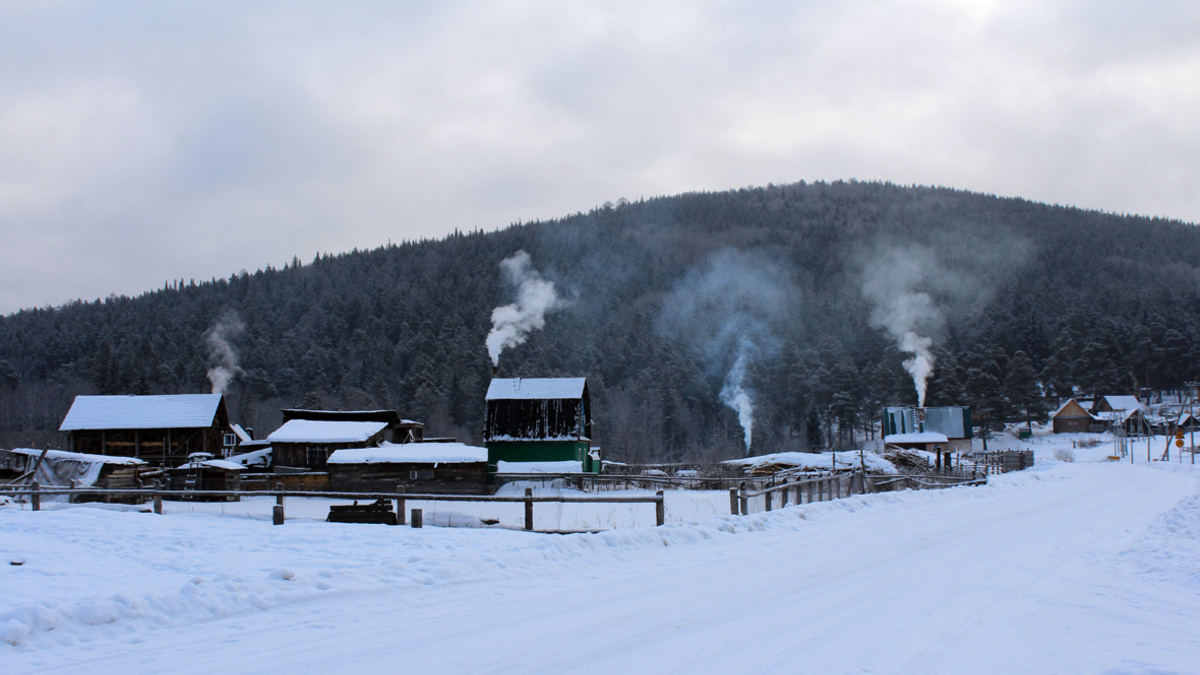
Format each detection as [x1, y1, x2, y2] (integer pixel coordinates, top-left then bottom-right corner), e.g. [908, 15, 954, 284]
[484, 378, 598, 474]
[327, 442, 488, 494]
[1092, 395, 1143, 416]
[59, 394, 232, 467]
[267, 419, 390, 471]
[1051, 398, 1097, 433]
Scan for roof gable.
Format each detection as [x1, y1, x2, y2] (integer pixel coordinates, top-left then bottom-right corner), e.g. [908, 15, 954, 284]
[59, 394, 225, 431]
[1052, 398, 1093, 419]
[486, 378, 587, 401]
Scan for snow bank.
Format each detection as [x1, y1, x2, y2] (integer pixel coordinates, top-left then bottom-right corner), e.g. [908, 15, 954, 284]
[725, 451, 898, 474]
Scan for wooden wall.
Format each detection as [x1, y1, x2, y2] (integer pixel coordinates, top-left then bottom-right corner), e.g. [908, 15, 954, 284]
[329, 462, 488, 495]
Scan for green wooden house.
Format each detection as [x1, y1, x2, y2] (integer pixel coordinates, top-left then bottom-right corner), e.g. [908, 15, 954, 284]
[484, 377, 598, 474]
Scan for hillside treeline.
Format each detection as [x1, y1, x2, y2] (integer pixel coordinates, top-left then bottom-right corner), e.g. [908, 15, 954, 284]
[1, 181, 1198, 461]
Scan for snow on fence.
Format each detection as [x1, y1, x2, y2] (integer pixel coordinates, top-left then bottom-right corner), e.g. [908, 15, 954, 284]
[0, 483, 666, 532]
[732, 471, 987, 515]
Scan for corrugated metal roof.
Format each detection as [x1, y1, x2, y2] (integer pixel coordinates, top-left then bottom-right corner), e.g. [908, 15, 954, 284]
[59, 394, 224, 431]
[267, 420, 388, 444]
[485, 378, 586, 400]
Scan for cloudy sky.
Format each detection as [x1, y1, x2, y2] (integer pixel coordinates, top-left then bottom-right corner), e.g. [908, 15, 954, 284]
[2, 1, 1198, 314]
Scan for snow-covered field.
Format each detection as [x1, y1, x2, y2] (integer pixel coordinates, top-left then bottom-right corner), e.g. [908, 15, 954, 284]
[4, 441, 1200, 674]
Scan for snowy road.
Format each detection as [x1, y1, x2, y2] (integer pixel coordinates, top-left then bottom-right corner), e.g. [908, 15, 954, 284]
[6, 461, 1200, 674]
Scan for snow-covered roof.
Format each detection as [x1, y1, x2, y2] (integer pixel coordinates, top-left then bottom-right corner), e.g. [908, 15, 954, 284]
[1097, 396, 1143, 412]
[885, 432, 950, 444]
[59, 394, 224, 432]
[327, 442, 487, 465]
[1051, 398, 1094, 419]
[200, 459, 244, 471]
[486, 378, 587, 401]
[9, 447, 146, 465]
[230, 424, 252, 443]
[229, 447, 272, 467]
[266, 420, 388, 444]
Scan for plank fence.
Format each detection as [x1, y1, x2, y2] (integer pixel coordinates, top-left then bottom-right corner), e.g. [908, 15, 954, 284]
[0, 483, 666, 532]
[732, 470, 987, 515]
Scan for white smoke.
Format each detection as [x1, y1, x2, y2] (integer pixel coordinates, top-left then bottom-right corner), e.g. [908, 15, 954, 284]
[657, 249, 795, 455]
[205, 312, 245, 395]
[719, 341, 754, 451]
[486, 251, 565, 367]
[862, 248, 943, 406]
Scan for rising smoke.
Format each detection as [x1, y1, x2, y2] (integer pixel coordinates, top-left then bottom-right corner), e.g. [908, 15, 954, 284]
[486, 251, 566, 367]
[205, 311, 245, 394]
[861, 247, 944, 406]
[657, 249, 796, 454]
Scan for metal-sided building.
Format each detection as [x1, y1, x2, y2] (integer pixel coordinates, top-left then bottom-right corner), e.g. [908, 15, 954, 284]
[882, 406, 973, 453]
[484, 377, 598, 474]
[59, 394, 232, 467]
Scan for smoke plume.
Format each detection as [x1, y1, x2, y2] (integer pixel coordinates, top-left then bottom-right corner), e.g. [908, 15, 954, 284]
[657, 249, 795, 455]
[486, 250, 565, 367]
[205, 311, 245, 395]
[861, 247, 943, 406]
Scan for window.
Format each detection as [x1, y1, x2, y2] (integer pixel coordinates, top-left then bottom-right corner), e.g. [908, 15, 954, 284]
[409, 469, 434, 480]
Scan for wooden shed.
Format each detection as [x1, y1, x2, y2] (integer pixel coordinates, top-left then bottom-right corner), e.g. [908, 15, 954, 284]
[267, 419, 390, 471]
[1051, 398, 1096, 434]
[484, 378, 598, 475]
[327, 442, 489, 494]
[59, 394, 232, 468]
[167, 455, 243, 499]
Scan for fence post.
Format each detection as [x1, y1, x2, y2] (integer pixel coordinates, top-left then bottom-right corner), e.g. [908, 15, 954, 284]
[729, 487, 739, 515]
[764, 487, 772, 512]
[273, 494, 284, 525]
[738, 481, 748, 516]
[153, 493, 163, 515]
[524, 487, 534, 531]
[411, 508, 423, 528]
[655, 491, 665, 526]
[396, 486, 406, 526]
[781, 479, 789, 507]
[30, 480, 40, 511]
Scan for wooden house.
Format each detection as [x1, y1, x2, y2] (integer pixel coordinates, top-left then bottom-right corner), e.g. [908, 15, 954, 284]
[1051, 398, 1096, 433]
[881, 407, 973, 452]
[484, 378, 598, 475]
[267, 419, 390, 471]
[327, 442, 488, 494]
[1092, 395, 1143, 416]
[59, 394, 232, 468]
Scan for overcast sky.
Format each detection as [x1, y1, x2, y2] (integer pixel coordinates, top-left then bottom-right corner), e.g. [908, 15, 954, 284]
[2, 1, 1198, 314]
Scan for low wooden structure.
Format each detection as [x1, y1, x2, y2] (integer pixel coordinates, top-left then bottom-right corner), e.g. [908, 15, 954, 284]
[58, 394, 232, 467]
[327, 442, 489, 494]
[166, 457, 243, 499]
[267, 419, 390, 471]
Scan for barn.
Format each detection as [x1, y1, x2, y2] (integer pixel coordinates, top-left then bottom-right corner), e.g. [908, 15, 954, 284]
[267, 419, 390, 471]
[59, 394, 232, 467]
[484, 378, 598, 474]
[327, 442, 489, 494]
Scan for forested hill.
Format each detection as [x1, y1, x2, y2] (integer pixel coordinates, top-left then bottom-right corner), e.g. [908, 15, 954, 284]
[2, 181, 1199, 461]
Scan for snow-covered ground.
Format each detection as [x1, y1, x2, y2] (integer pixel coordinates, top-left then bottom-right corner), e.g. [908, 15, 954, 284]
[4, 437, 1200, 674]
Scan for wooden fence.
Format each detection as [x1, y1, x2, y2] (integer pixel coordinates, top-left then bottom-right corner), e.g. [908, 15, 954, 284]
[732, 470, 986, 515]
[0, 483, 665, 532]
